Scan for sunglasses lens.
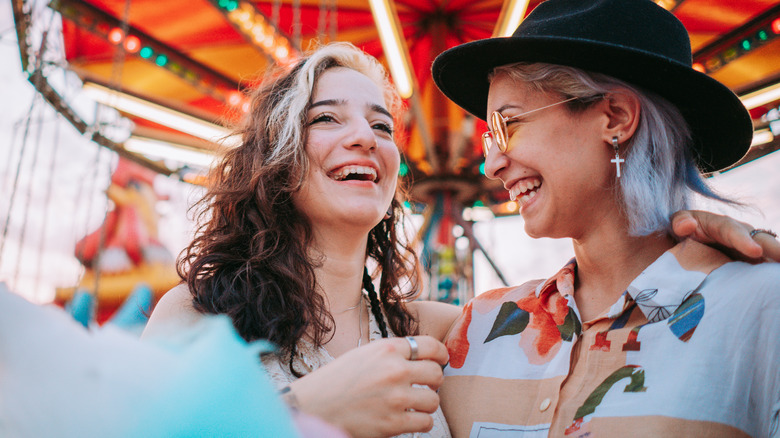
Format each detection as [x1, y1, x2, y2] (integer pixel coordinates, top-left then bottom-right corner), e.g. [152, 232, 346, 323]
[490, 111, 507, 152]
[481, 133, 492, 157]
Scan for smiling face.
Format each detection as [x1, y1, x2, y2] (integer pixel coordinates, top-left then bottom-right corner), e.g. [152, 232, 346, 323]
[483, 71, 621, 240]
[292, 67, 400, 232]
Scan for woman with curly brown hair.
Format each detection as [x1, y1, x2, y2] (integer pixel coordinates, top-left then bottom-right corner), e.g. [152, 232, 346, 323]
[144, 42, 458, 438]
[143, 40, 777, 437]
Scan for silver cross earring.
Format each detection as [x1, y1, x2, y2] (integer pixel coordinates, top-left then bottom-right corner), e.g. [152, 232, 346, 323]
[610, 136, 625, 178]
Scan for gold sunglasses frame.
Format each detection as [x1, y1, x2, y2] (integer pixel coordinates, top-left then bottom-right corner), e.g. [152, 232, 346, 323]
[481, 96, 578, 157]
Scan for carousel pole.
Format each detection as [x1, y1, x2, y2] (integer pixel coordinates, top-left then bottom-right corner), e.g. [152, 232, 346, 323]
[90, 0, 133, 315]
[416, 202, 439, 283]
[453, 208, 510, 288]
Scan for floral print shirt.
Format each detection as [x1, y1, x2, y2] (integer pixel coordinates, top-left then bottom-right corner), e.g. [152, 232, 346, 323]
[441, 240, 780, 437]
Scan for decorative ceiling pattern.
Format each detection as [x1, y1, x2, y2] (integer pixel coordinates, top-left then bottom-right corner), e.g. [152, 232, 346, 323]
[23, 0, 780, 214]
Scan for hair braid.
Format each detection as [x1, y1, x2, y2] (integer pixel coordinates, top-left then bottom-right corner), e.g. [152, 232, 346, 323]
[363, 266, 389, 338]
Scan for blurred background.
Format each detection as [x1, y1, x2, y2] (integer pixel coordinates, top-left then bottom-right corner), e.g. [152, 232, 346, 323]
[1, 0, 779, 323]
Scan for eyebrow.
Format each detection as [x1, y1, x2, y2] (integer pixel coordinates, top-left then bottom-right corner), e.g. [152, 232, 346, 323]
[310, 99, 393, 119]
[495, 103, 523, 114]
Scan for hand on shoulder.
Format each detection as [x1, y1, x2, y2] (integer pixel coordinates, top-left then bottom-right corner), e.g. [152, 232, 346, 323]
[671, 210, 780, 263]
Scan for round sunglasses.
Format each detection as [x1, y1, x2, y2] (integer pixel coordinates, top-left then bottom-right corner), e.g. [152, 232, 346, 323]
[481, 97, 577, 157]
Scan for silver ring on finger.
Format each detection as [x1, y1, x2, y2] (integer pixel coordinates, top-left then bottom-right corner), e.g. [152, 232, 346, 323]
[750, 228, 778, 239]
[405, 336, 419, 361]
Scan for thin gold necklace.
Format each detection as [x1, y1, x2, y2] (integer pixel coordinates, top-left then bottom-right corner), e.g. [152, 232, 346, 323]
[332, 295, 365, 347]
[339, 300, 362, 313]
[356, 299, 364, 347]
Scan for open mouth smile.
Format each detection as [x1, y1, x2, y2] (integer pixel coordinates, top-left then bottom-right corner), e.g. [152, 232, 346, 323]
[328, 165, 378, 183]
[508, 178, 541, 205]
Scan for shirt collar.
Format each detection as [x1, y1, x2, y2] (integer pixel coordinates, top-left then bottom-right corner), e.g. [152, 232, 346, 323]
[534, 239, 730, 323]
[626, 239, 730, 322]
[535, 257, 576, 299]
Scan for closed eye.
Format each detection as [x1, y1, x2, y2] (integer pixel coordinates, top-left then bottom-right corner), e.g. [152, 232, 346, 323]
[504, 114, 527, 126]
[309, 113, 337, 125]
[505, 118, 526, 137]
[372, 121, 393, 135]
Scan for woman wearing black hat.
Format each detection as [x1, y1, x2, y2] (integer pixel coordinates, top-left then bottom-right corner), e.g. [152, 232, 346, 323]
[433, 0, 780, 436]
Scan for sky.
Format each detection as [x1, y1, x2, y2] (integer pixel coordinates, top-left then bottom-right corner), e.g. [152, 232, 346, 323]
[1, 3, 779, 305]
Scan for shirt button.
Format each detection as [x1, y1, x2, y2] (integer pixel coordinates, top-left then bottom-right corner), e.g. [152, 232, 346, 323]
[539, 398, 551, 412]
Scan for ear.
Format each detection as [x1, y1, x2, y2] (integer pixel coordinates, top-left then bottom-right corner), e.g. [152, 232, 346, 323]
[599, 89, 641, 145]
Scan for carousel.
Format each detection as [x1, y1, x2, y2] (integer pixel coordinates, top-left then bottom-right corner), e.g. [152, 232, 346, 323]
[5, 0, 780, 324]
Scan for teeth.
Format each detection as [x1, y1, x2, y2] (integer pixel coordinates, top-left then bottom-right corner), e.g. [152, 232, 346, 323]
[508, 178, 541, 201]
[330, 165, 378, 182]
[519, 194, 530, 204]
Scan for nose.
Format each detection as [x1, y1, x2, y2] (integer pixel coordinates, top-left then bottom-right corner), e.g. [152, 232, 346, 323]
[345, 118, 377, 151]
[483, 144, 508, 180]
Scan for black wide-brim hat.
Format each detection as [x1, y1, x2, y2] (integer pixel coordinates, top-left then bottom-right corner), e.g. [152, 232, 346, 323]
[431, 0, 753, 173]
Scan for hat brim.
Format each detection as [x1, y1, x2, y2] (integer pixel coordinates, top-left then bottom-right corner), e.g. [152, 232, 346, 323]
[432, 36, 753, 173]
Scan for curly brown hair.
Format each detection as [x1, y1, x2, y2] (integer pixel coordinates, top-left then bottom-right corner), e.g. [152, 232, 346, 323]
[178, 43, 420, 360]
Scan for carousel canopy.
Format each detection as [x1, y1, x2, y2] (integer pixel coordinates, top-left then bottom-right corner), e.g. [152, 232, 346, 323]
[11, 0, 780, 216]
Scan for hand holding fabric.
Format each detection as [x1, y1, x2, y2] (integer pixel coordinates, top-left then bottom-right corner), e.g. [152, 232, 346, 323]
[286, 335, 449, 438]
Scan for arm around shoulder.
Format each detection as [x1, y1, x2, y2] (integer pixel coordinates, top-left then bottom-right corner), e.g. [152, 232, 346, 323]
[141, 283, 204, 339]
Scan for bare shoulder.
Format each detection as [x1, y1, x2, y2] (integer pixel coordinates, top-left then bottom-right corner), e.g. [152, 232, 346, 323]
[141, 283, 203, 339]
[407, 300, 464, 342]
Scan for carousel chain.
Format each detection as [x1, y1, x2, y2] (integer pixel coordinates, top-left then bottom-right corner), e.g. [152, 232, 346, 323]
[90, 0, 132, 303]
[21, 8, 60, 298]
[97, 0, 131, 127]
[0, 5, 52, 198]
[293, 0, 301, 50]
[0, 11, 50, 275]
[90, 154, 117, 304]
[273, 0, 281, 34]
[73, 142, 102, 281]
[318, 0, 327, 41]
[90, 0, 130, 136]
[1, 120, 21, 198]
[329, 0, 337, 41]
[0, 93, 39, 270]
[12, 99, 47, 291]
[32, 112, 62, 300]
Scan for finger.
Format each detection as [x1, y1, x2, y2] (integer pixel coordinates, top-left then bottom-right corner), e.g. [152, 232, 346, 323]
[683, 210, 764, 259]
[399, 410, 435, 434]
[672, 209, 721, 242]
[753, 232, 780, 262]
[404, 386, 440, 414]
[402, 335, 449, 366]
[710, 215, 763, 260]
[670, 210, 698, 238]
[406, 359, 445, 390]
